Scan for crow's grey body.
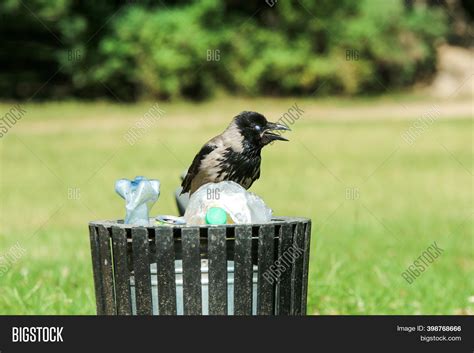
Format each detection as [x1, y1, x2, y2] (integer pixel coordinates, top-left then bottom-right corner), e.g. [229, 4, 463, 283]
[181, 122, 261, 194]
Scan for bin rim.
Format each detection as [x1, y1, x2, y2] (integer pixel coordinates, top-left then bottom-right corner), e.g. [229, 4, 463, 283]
[89, 216, 310, 229]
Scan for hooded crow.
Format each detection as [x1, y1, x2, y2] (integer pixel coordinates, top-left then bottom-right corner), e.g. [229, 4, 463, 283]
[181, 111, 290, 195]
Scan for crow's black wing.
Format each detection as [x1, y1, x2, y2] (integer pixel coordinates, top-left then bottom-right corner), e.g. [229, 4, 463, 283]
[181, 143, 217, 194]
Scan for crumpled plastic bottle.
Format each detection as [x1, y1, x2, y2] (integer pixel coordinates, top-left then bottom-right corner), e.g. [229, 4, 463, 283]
[115, 176, 160, 226]
[184, 181, 272, 225]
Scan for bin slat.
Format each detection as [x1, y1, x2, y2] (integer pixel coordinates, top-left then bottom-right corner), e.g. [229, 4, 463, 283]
[97, 225, 115, 315]
[155, 227, 177, 315]
[257, 224, 275, 315]
[132, 228, 153, 315]
[290, 222, 305, 315]
[88, 225, 105, 315]
[277, 223, 293, 315]
[182, 228, 202, 315]
[111, 227, 132, 315]
[208, 227, 227, 315]
[234, 226, 253, 315]
[301, 221, 311, 314]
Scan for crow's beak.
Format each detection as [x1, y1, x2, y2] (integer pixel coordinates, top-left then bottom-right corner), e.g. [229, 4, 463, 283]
[263, 122, 291, 142]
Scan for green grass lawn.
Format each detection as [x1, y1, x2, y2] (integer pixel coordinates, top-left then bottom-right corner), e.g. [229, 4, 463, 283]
[0, 98, 472, 314]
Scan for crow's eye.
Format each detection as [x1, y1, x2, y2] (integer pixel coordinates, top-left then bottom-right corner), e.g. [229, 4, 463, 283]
[255, 125, 262, 132]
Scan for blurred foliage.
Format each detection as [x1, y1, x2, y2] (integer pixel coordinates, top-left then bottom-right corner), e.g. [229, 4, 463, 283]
[0, 0, 450, 100]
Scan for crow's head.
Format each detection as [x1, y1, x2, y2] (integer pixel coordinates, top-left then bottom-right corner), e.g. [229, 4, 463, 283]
[233, 111, 290, 147]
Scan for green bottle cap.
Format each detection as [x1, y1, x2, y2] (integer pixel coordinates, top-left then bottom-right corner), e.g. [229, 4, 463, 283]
[205, 207, 227, 225]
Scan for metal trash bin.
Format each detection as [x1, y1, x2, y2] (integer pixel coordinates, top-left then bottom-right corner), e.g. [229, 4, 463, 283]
[88, 217, 311, 315]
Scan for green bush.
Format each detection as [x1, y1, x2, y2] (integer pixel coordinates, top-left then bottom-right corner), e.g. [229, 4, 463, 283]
[0, 0, 448, 100]
[93, 5, 218, 99]
[89, 0, 447, 99]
